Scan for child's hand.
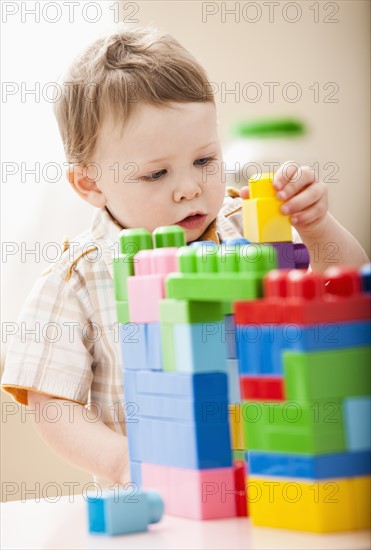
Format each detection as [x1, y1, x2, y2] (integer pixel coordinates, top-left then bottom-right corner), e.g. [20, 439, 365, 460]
[273, 161, 329, 236]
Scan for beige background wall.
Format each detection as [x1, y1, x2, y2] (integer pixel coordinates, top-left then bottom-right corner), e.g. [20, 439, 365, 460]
[1, 0, 370, 501]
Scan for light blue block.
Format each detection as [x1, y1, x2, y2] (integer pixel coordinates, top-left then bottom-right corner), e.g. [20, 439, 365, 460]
[225, 314, 237, 359]
[130, 460, 142, 487]
[120, 323, 147, 370]
[146, 323, 163, 371]
[227, 359, 241, 404]
[174, 322, 227, 373]
[134, 370, 228, 399]
[125, 418, 142, 462]
[344, 397, 371, 451]
[136, 392, 228, 422]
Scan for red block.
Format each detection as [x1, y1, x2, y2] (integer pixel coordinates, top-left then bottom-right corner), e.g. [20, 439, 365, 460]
[240, 376, 285, 401]
[235, 268, 371, 326]
[234, 460, 248, 517]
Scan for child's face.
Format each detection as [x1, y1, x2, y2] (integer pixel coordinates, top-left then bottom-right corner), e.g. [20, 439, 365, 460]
[82, 102, 226, 242]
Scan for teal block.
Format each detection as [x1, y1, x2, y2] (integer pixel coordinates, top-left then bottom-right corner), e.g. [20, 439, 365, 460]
[284, 347, 371, 401]
[174, 322, 227, 373]
[344, 397, 371, 451]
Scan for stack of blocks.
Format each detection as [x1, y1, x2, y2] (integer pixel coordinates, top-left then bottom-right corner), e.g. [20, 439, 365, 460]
[113, 173, 371, 532]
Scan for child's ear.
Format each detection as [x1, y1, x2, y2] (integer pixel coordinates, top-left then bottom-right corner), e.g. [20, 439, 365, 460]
[66, 165, 107, 208]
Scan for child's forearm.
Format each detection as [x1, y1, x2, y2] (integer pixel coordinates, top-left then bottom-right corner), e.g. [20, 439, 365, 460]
[299, 213, 369, 273]
[27, 391, 129, 486]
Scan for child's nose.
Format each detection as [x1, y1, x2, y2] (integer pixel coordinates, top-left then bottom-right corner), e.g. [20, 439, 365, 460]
[173, 179, 202, 202]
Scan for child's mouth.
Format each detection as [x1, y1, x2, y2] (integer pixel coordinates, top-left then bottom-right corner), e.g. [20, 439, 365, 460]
[176, 213, 207, 230]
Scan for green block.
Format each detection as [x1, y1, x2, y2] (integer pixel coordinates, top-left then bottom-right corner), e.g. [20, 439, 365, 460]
[112, 255, 135, 300]
[284, 347, 371, 401]
[160, 323, 176, 372]
[166, 273, 263, 301]
[153, 226, 186, 248]
[159, 300, 224, 323]
[242, 399, 345, 454]
[195, 243, 219, 273]
[233, 450, 246, 462]
[116, 301, 130, 323]
[119, 228, 152, 255]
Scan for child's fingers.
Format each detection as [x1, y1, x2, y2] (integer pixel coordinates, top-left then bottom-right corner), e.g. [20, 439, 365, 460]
[276, 166, 316, 201]
[280, 182, 326, 215]
[273, 161, 300, 190]
[239, 186, 249, 200]
[290, 199, 328, 226]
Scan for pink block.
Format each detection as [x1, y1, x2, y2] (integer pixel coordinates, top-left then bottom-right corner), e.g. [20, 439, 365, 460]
[142, 463, 236, 520]
[127, 275, 164, 323]
[151, 248, 179, 276]
[134, 249, 154, 276]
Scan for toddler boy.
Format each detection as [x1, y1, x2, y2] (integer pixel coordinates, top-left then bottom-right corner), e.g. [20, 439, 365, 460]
[2, 26, 368, 488]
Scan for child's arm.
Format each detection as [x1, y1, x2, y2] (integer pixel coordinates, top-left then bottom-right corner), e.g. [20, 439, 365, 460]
[28, 391, 130, 486]
[272, 162, 369, 272]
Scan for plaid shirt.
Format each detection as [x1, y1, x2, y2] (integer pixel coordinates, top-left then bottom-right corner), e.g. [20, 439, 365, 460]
[1, 194, 246, 436]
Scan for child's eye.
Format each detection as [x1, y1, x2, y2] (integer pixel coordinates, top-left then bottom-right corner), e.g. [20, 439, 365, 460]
[194, 156, 215, 167]
[141, 169, 167, 182]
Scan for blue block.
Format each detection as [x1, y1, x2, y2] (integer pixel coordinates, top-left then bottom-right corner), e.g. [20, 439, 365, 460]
[136, 392, 229, 422]
[360, 263, 371, 293]
[132, 371, 229, 399]
[344, 397, 371, 451]
[122, 370, 137, 404]
[174, 322, 227, 373]
[222, 237, 251, 246]
[130, 461, 142, 487]
[146, 323, 163, 371]
[120, 323, 147, 370]
[125, 418, 142, 462]
[227, 359, 241, 404]
[140, 417, 232, 469]
[237, 321, 371, 376]
[248, 450, 371, 479]
[225, 314, 237, 359]
[87, 489, 164, 536]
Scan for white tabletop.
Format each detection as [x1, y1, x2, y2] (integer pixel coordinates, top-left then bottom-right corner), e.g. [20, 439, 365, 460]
[1, 495, 370, 550]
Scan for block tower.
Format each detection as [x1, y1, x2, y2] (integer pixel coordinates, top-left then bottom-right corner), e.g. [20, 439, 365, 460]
[113, 172, 370, 532]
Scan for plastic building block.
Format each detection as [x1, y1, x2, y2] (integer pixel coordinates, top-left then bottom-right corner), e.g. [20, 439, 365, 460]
[174, 322, 227, 373]
[141, 463, 236, 519]
[225, 315, 237, 359]
[130, 460, 142, 486]
[284, 346, 371, 401]
[343, 397, 371, 451]
[227, 359, 241, 404]
[146, 323, 163, 371]
[119, 228, 153, 255]
[133, 370, 229, 399]
[352, 476, 371, 529]
[113, 255, 135, 300]
[360, 263, 371, 293]
[240, 376, 285, 401]
[229, 404, 245, 450]
[233, 450, 245, 462]
[140, 415, 232, 469]
[120, 323, 147, 371]
[270, 242, 310, 269]
[247, 476, 360, 533]
[242, 174, 292, 242]
[242, 398, 345, 454]
[153, 225, 186, 248]
[86, 488, 163, 535]
[160, 299, 224, 323]
[234, 460, 248, 517]
[127, 274, 164, 323]
[160, 322, 176, 372]
[151, 247, 179, 276]
[248, 449, 371, 479]
[116, 301, 130, 324]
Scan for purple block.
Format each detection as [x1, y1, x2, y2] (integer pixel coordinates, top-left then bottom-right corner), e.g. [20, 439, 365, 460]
[270, 242, 310, 270]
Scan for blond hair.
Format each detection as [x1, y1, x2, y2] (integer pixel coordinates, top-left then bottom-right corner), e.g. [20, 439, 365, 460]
[53, 26, 215, 166]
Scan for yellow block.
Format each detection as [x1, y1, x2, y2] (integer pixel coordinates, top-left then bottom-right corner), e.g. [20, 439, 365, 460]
[247, 476, 367, 533]
[229, 404, 245, 450]
[243, 198, 292, 243]
[352, 476, 371, 529]
[249, 173, 276, 199]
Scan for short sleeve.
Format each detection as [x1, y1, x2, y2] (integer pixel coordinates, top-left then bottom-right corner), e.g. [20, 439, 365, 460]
[1, 267, 95, 406]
